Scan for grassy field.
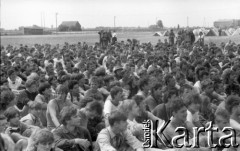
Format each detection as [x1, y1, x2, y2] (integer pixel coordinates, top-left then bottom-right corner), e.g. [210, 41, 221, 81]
[1, 31, 240, 47]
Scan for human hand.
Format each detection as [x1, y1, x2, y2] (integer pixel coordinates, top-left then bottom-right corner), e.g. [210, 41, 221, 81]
[74, 138, 91, 149]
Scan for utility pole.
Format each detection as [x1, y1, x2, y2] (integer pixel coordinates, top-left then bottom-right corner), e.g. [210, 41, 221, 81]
[43, 12, 45, 28]
[187, 16, 189, 27]
[114, 16, 116, 29]
[56, 13, 58, 33]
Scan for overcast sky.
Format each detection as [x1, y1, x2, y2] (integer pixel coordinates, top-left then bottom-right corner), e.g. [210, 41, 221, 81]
[1, 0, 240, 29]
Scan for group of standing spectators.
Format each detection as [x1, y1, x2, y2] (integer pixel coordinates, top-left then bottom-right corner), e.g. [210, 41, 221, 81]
[0, 29, 240, 151]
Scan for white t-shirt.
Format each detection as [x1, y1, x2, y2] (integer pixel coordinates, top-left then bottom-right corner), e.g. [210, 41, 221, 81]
[103, 97, 118, 117]
[8, 77, 22, 91]
[187, 110, 199, 125]
[193, 81, 201, 94]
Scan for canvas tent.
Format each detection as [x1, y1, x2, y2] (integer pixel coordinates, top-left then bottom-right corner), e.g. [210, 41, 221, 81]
[162, 30, 169, 36]
[153, 32, 163, 36]
[222, 30, 231, 36]
[205, 29, 218, 36]
[228, 28, 235, 35]
[232, 28, 240, 36]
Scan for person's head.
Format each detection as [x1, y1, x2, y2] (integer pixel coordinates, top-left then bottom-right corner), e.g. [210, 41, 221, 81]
[225, 83, 240, 96]
[7, 69, 16, 81]
[175, 72, 186, 86]
[25, 79, 38, 93]
[56, 84, 69, 100]
[28, 101, 42, 117]
[133, 95, 146, 111]
[110, 86, 123, 102]
[184, 93, 201, 113]
[225, 95, 240, 116]
[118, 99, 140, 118]
[38, 82, 51, 99]
[68, 80, 79, 96]
[0, 115, 8, 133]
[164, 74, 176, 87]
[4, 107, 20, 127]
[201, 79, 214, 94]
[48, 76, 58, 88]
[151, 82, 163, 99]
[139, 77, 150, 92]
[30, 129, 54, 151]
[85, 101, 103, 119]
[215, 109, 230, 130]
[90, 76, 99, 90]
[60, 106, 80, 127]
[171, 98, 187, 122]
[108, 111, 128, 133]
[0, 90, 15, 113]
[163, 88, 179, 104]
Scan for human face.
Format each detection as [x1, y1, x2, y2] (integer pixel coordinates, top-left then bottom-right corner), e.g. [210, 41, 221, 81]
[69, 113, 81, 126]
[37, 142, 53, 151]
[215, 115, 230, 131]
[174, 106, 187, 122]
[43, 87, 52, 98]
[188, 103, 200, 113]
[91, 82, 98, 90]
[72, 84, 79, 96]
[0, 119, 8, 132]
[29, 83, 38, 93]
[116, 120, 128, 132]
[9, 72, 17, 82]
[9, 114, 20, 127]
[205, 84, 214, 94]
[131, 102, 140, 117]
[115, 91, 123, 102]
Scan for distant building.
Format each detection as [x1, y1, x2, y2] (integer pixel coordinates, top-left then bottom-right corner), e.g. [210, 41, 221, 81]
[59, 21, 82, 31]
[214, 19, 240, 29]
[19, 25, 43, 35]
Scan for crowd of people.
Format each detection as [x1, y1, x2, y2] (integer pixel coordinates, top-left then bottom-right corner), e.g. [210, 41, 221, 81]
[0, 29, 240, 151]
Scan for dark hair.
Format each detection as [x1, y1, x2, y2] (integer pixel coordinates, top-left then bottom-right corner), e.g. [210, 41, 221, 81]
[110, 86, 123, 99]
[56, 84, 69, 95]
[0, 114, 6, 121]
[164, 74, 174, 85]
[184, 93, 202, 107]
[225, 95, 240, 114]
[7, 69, 15, 77]
[58, 75, 70, 84]
[60, 106, 77, 126]
[48, 76, 57, 85]
[108, 111, 127, 126]
[80, 97, 94, 108]
[86, 101, 103, 115]
[139, 77, 149, 91]
[4, 107, 20, 121]
[170, 98, 186, 115]
[71, 73, 84, 81]
[68, 80, 78, 90]
[38, 82, 51, 94]
[225, 83, 240, 96]
[151, 82, 163, 94]
[0, 90, 15, 111]
[175, 72, 186, 82]
[132, 95, 145, 106]
[163, 88, 179, 103]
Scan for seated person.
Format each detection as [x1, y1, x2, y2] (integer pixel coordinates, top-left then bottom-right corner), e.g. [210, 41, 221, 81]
[15, 79, 39, 117]
[25, 128, 62, 151]
[7, 68, 24, 92]
[34, 82, 52, 127]
[20, 101, 43, 128]
[4, 107, 36, 142]
[104, 86, 124, 126]
[97, 111, 144, 151]
[184, 93, 203, 127]
[84, 76, 104, 102]
[225, 95, 240, 132]
[78, 100, 104, 141]
[53, 106, 92, 151]
[152, 89, 179, 122]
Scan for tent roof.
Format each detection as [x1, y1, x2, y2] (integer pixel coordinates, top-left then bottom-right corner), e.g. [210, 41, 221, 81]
[232, 28, 240, 35]
[205, 29, 218, 36]
[61, 21, 80, 26]
[153, 32, 162, 36]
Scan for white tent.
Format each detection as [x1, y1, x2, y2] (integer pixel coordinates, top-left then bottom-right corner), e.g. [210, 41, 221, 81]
[205, 29, 218, 36]
[162, 30, 170, 36]
[222, 30, 231, 36]
[232, 28, 240, 36]
[153, 32, 163, 36]
[228, 28, 235, 35]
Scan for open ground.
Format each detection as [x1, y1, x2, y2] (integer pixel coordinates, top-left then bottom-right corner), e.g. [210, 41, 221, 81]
[1, 31, 240, 47]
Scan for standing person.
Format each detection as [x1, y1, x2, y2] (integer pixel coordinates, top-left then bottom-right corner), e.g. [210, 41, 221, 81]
[98, 30, 104, 47]
[169, 29, 175, 46]
[112, 30, 117, 45]
[198, 31, 204, 47]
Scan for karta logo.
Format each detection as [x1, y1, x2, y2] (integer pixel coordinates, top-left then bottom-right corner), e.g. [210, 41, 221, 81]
[142, 120, 239, 149]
